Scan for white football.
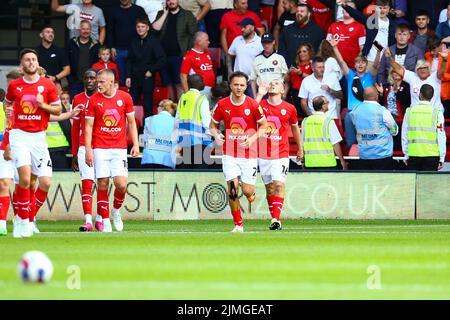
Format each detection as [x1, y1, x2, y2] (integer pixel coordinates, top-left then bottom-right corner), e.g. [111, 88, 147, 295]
[17, 251, 54, 284]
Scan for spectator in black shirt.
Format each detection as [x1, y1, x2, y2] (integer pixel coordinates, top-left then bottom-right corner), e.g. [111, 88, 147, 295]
[35, 26, 70, 93]
[153, 0, 198, 101]
[106, 0, 147, 86]
[274, 0, 297, 49]
[278, 3, 325, 67]
[126, 17, 167, 119]
[67, 20, 100, 98]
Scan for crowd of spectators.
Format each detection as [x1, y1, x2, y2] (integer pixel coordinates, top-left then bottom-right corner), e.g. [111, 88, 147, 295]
[3, 0, 450, 170]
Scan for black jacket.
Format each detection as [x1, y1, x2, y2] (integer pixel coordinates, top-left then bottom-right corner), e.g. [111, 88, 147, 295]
[66, 37, 99, 83]
[126, 33, 167, 85]
[343, 4, 396, 58]
[278, 20, 325, 67]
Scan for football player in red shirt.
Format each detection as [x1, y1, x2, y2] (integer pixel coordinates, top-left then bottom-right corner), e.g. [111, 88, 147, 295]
[255, 79, 303, 230]
[210, 71, 268, 233]
[85, 69, 139, 232]
[71, 69, 98, 232]
[4, 49, 62, 238]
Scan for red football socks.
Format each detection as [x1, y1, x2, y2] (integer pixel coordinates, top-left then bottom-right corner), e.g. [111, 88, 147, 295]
[266, 195, 275, 218]
[14, 186, 30, 220]
[0, 196, 10, 221]
[35, 188, 48, 213]
[29, 189, 36, 222]
[231, 209, 243, 227]
[272, 196, 284, 221]
[113, 189, 126, 210]
[97, 188, 109, 219]
[81, 179, 94, 215]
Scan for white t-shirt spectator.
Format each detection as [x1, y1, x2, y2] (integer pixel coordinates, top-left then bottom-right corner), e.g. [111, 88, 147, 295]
[324, 57, 342, 83]
[367, 18, 389, 62]
[136, 0, 164, 23]
[209, 0, 233, 10]
[298, 74, 342, 119]
[249, 52, 288, 85]
[439, 9, 448, 24]
[228, 34, 263, 76]
[64, 3, 106, 41]
[403, 70, 444, 112]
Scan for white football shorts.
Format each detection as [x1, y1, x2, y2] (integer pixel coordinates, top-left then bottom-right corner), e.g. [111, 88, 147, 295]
[93, 148, 128, 179]
[258, 157, 290, 185]
[222, 155, 257, 185]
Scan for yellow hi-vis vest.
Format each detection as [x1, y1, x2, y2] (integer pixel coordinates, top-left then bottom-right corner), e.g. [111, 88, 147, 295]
[406, 103, 439, 157]
[45, 121, 69, 149]
[0, 102, 5, 143]
[177, 89, 211, 146]
[302, 114, 336, 167]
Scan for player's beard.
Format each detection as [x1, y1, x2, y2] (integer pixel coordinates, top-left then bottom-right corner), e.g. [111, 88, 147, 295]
[22, 64, 38, 76]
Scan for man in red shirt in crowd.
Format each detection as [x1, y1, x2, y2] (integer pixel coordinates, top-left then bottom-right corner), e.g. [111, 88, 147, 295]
[220, 0, 264, 74]
[4, 49, 62, 238]
[71, 69, 99, 232]
[180, 32, 216, 97]
[301, 0, 333, 34]
[85, 69, 139, 233]
[255, 79, 303, 230]
[210, 71, 268, 233]
[327, 0, 366, 69]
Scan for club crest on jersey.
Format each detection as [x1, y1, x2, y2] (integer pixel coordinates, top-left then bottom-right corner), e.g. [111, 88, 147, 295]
[37, 86, 44, 93]
[273, 60, 278, 66]
[281, 109, 286, 116]
[117, 99, 123, 107]
[244, 108, 250, 116]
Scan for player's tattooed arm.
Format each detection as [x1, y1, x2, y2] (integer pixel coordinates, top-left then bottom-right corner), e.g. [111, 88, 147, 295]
[36, 93, 62, 115]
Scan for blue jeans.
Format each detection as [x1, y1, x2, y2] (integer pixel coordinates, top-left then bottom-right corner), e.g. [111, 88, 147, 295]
[345, 111, 357, 149]
[115, 49, 128, 86]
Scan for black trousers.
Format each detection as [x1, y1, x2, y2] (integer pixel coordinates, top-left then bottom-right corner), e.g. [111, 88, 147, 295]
[407, 156, 440, 171]
[359, 157, 394, 170]
[130, 77, 155, 119]
[49, 149, 71, 169]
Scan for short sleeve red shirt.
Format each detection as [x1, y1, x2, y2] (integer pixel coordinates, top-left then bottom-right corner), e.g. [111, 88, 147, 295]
[85, 90, 134, 149]
[327, 20, 366, 69]
[5, 76, 60, 133]
[181, 49, 216, 87]
[258, 99, 298, 159]
[220, 10, 264, 47]
[212, 96, 265, 159]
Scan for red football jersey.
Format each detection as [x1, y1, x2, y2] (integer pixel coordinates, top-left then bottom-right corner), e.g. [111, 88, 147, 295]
[258, 100, 298, 159]
[328, 20, 366, 69]
[181, 49, 216, 87]
[71, 92, 91, 155]
[85, 90, 134, 149]
[303, 0, 333, 34]
[212, 96, 265, 159]
[5, 76, 60, 133]
[220, 10, 264, 47]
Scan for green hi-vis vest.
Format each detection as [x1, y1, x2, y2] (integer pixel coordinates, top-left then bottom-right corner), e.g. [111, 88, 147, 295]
[302, 114, 336, 167]
[46, 121, 69, 148]
[406, 103, 439, 157]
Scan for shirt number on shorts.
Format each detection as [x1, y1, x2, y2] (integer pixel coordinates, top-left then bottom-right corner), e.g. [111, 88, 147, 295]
[123, 160, 128, 168]
[281, 165, 288, 176]
[252, 167, 257, 177]
[38, 158, 52, 168]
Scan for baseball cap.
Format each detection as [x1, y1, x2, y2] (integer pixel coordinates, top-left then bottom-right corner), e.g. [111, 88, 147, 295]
[239, 18, 255, 26]
[261, 33, 274, 43]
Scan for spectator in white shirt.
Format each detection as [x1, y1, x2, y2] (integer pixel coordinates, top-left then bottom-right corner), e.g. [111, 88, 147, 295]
[298, 56, 343, 119]
[384, 44, 449, 112]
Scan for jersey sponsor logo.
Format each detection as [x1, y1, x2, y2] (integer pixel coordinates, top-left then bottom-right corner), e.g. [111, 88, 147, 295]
[18, 114, 42, 121]
[229, 117, 248, 140]
[200, 63, 213, 71]
[102, 109, 121, 127]
[264, 116, 282, 141]
[259, 67, 275, 73]
[20, 95, 38, 115]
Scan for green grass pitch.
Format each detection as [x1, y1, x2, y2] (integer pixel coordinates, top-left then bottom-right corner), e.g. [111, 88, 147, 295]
[1, 219, 449, 299]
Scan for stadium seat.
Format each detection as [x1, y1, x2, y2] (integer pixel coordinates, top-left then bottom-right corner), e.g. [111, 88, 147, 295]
[154, 72, 163, 86]
[134, 105, 144, 129]
[260, 6, 273, 31]
[153, 86, 170, 106]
